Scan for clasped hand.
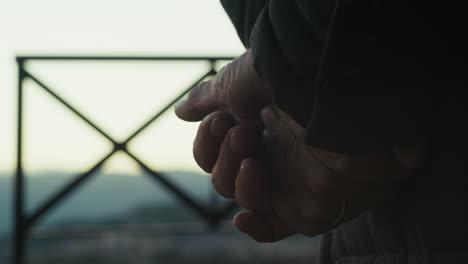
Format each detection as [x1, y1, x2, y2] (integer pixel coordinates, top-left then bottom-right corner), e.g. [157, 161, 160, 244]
[175, 50, 419, 242]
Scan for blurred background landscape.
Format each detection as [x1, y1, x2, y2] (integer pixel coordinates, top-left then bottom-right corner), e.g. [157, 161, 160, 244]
[0, 171, 319, 264]
[0, 0, 319, 263]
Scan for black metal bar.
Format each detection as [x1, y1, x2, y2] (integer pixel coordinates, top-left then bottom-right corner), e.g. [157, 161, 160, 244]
[122, 70, 214, 145]
[123, 150, 216, 222]
[25, 71, 118, 145]
[13, 59, 25, 264]
[208, 59, 217, 72]
[25, 150, 117, 227]
[12, 56, 238, 263]
[17, 56, 235, 61]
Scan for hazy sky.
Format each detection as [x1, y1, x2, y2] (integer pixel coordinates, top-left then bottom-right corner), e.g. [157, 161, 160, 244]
[0, 0, 245, 176]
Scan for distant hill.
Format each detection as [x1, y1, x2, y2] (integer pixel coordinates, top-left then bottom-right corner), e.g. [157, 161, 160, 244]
[0, 171, 230, 236]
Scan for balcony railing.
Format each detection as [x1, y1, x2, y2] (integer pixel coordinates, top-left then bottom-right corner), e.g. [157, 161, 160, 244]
[13, 55, 237, 264]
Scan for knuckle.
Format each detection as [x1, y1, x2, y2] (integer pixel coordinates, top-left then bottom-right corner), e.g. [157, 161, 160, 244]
[215, 65, 234, 102]
[201, 111, 218, 122]
[207, 112, 236, 138]
[197, 115, 212, 133]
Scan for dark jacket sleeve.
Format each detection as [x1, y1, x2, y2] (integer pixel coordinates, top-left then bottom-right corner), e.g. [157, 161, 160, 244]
[221, 1, 443, 154]
[219, 0, 270, 48]
[221, 0, 334, 129]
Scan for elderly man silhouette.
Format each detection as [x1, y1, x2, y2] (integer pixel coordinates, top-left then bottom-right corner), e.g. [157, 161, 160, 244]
[176, 1, 466, 263]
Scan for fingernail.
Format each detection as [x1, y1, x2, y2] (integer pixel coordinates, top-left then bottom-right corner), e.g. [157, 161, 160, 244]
[233, 213, 248, 233]
[261, 106, 279, 130]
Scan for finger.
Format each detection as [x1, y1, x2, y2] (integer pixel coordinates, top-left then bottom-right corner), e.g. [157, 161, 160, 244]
[273, 155, 344, 226]
[259, 118, 345, 233]
[193, 111, 236, 172]
[286, 188, 344, 230]
[261, 105, 305, 140]
[261, 106, 344, 199]
[270, 192, 332, 237]
[175, 51, 272, 122]
[211, 125, 261, 198]
[225, 52, 272, 121]
[175, 77, 224, 122]
[235, 158, 272, 213]
[229, 122, 263, 155]
[261, 106, 306, 167]
[233, 211, 295, 243]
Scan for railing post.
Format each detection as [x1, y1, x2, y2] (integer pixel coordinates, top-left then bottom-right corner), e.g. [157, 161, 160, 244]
[13, 58, 26, 264]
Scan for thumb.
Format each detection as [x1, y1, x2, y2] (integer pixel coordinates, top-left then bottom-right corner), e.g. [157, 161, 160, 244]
[261, 105, 315, 189]
[261, 106, 361, 201]
[175, 50, 271, 122]
[261, 106, 306, 159]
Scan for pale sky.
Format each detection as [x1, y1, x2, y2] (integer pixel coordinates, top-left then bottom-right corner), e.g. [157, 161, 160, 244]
[0, 0, 245, 176]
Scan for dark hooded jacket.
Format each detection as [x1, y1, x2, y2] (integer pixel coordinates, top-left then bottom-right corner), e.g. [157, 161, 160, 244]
[221, 1, 467, 263]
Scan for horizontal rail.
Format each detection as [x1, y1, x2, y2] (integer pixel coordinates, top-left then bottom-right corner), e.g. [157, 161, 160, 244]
[16, 56, 236, 61]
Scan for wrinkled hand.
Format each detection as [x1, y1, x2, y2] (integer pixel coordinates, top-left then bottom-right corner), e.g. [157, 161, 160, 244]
[175, 50, 421, 243]
[232, 106, 411, 242]
[175, 51, 271, 122]
[175, 50, 271, 198]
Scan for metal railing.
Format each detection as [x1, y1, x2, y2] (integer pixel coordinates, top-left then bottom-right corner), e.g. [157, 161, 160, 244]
[13, 55, 237, 264]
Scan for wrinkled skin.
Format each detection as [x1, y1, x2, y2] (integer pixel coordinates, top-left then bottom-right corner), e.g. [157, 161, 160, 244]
[175, 50, 424, 242]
